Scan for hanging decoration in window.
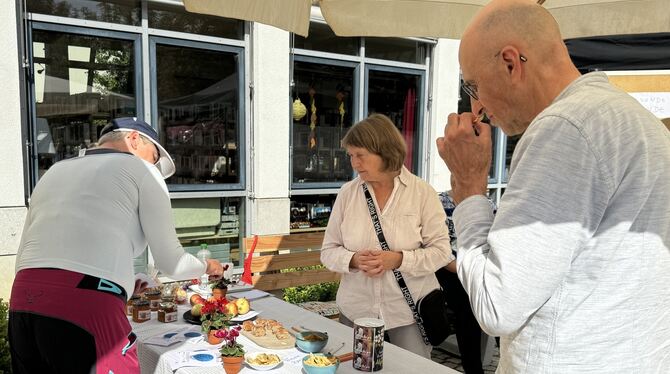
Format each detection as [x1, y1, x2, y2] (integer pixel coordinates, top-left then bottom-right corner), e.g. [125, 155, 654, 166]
[292, 98, 307, 121]
[308, 86, 317, 150]
[336, 87, 345, 129]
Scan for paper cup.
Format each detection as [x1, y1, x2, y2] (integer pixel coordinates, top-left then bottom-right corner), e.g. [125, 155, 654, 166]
[352, 318, 384, 371]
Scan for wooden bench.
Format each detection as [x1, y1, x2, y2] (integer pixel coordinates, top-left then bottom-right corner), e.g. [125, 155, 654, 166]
[242, 232, 340, 319]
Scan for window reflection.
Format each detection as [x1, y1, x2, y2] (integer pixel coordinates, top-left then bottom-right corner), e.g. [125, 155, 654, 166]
[294, 22, 359, 56]
[290, 195, 336, 232]
[156, 44, 241, 186]
[32, 30, 136, 178]
[367, 70, 422, 173]
[148, 2, 243, 39]
[365, 38, 427, 64]
[27, 0, 141, 25]
[292, 61, 354, 185]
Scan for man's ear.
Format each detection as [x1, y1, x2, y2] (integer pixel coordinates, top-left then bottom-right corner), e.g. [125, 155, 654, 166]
[127, 131, 140, 150]
[500, 46, 522, 76]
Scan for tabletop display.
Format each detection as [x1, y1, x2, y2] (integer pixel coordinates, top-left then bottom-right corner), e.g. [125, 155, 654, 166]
[130, 287, 459, 373]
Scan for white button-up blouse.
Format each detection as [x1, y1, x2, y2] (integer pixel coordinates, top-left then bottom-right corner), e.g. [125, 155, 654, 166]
[321, 166, 453, 330]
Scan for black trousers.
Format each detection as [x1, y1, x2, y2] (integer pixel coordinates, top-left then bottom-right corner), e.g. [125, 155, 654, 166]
[10, 311, 97, 374]
[436, 268, 485, 374]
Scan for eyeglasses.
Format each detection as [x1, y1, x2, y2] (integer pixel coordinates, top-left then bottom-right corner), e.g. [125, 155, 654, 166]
[461, 53, 527, 102]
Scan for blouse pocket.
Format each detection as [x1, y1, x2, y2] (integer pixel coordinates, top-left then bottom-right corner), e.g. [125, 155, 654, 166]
[391, 214, 422, 250]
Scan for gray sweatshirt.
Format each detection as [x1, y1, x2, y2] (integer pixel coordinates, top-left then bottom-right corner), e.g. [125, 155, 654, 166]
[454, 72, 670, 373]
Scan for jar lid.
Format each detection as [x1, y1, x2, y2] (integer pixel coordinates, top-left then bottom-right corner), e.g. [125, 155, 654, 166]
[159, 302, 176, 310]
[133, 299, 150, 306]
[144, 290, 161, 296]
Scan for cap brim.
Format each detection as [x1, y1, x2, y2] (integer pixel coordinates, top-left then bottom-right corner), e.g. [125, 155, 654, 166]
[112, 128, 175, 179]
[146, 138, 176, 179]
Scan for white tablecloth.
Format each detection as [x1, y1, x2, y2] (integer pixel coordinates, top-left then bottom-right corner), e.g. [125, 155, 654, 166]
[131, 295, 459, 374]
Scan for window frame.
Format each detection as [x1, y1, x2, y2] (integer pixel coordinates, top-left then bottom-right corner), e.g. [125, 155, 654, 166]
[149, 36, 246, 192]
[290, 54, 360, 190]
[27, 22, 144, 189]
[364, 63, 427, 173]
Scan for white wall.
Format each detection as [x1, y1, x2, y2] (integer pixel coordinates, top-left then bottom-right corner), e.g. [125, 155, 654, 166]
[427, 38, 461, 193]
[0, 0, 27, 299]
[249, 23, 291, 235]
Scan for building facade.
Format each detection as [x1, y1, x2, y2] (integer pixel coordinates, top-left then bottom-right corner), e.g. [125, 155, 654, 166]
[0, 0, 524, 299]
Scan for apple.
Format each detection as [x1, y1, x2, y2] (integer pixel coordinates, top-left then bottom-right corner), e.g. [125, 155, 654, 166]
[234, 297, 250, 315]
[175, 288, 188, 304]
[190, 294, 205, 306]
[224, 302, 238, 317]
[191, 303, 203, 317]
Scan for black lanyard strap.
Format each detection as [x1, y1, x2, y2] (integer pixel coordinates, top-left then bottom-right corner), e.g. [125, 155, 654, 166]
[362, 184, 430, 345]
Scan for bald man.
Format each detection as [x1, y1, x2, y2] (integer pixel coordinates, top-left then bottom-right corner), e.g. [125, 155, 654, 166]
[436, 0, 670, 373]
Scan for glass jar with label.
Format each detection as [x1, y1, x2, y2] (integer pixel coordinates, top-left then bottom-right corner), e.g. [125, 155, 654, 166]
[126, 295, 141, 316]
[132, 299, 151, 323]
[145, 289, 162, 311]
[158, 302, 178, 323]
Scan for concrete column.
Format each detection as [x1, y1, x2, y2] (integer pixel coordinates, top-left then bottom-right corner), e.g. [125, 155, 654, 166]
[249, 23, 291, 235]
[0, 0, 27, 299]
[427, 38, 461, 192]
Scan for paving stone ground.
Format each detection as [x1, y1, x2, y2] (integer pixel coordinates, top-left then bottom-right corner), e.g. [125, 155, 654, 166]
[431, 344, 499, 373]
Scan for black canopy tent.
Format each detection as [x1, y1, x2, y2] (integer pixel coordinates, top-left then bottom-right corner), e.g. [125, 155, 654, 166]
[566, 32, 670, 73]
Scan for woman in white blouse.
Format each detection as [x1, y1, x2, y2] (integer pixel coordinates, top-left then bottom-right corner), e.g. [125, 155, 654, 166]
[321, 114, 452, 358]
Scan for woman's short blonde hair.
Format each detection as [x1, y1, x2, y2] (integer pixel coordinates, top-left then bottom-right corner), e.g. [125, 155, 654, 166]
[342, 113, 407, 172]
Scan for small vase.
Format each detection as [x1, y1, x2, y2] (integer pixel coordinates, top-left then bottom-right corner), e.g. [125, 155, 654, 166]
[212, 287, 227, 299]
[222, 355, 244, 374]
[207, 329, 223, 345]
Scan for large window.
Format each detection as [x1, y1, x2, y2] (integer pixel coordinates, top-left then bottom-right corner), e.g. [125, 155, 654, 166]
[367, 67, 424, 172]
[292, 59, 355, 186]
[26, 0, 247, 272]
[290, 22, 432, 231]
[30, 25, 139, 180]
[152, 40, 244, 190]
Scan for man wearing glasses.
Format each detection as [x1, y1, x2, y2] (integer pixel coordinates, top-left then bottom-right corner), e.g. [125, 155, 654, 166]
[9, 117, 225, 373]
[437, 0, 670, 373]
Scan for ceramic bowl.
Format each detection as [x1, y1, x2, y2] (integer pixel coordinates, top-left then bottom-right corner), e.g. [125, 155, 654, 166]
[244, 352, 282, 371]
[294, 331, 328, 353]
[302, 353, 339, 374]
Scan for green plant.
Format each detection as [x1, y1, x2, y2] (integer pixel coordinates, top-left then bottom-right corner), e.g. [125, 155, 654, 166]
[200, 298, 232, 333]
[281, 265, 339, 304]
[0, 299, 11, 374]
[216, 326, 245, 357]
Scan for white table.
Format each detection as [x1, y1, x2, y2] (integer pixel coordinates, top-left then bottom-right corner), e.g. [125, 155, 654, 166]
[132, 295, 460, 374]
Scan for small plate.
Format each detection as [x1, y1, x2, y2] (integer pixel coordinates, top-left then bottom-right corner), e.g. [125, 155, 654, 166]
[183, 311, 202, 325]
[188, 284, 212, 296]
[230, 310, 260, 323]
[245, 352, 282, 371]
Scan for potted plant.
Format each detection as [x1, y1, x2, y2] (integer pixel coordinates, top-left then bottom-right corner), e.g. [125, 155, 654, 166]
[200, 298, 232, 344]
[210, 274, 231, 299]
[216, 326, 245, 374]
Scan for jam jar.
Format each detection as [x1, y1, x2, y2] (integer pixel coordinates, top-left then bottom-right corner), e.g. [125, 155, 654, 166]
[145, 289, 161, 311]
[132, 299, 151, 323]
[126, 295, 141, 316]
[157, 302, 177, 323]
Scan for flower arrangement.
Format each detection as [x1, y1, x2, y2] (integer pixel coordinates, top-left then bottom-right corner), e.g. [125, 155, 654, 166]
[215, 326, 245, 357]
[200, 297, 232, 333]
